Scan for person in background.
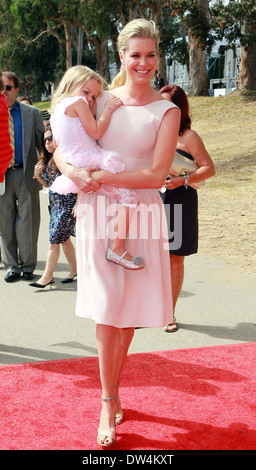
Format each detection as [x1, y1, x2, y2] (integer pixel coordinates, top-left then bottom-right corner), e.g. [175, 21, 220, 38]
[0, 71, 44, 282]
[41, 109, 51, 122]
[18, 96, 33, 105]
[159, 85, 215, 332]
[29, 124, 77, 288]
[0, 71, 13, 182]
[0, 70, 13, 264]
[156, 72, 164, 90]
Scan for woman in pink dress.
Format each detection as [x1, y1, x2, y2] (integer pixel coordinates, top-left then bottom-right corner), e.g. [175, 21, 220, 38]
[54, 18, 180, 447]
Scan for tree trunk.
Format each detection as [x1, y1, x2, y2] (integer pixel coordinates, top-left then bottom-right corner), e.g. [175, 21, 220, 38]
[188, 0, 209, 96]
[64, 23, 72, 70]
[77, 28, 84, 65]
[237, 44, 256, 91]
[188, 35, 208, 96]
[110, 25, 121, 71]
[150, 0, 167, 83]
[91, 36, 110, 83]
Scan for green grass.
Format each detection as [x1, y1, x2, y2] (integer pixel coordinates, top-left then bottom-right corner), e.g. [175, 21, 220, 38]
[35, 100, 51, 111]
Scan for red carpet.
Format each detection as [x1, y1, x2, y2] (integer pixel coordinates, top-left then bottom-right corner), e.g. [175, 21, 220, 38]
[0, 343, 255, 450]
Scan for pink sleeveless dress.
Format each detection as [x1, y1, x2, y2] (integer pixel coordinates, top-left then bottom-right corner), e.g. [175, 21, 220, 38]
[50, 96, 138, 206]
[75, 91, 175, 328]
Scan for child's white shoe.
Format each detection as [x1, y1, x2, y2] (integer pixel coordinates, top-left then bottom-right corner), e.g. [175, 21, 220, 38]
[105, 248, 144, 270]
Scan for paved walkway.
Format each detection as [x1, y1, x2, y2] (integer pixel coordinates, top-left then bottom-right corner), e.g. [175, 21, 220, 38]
[1, 192, 255, 365]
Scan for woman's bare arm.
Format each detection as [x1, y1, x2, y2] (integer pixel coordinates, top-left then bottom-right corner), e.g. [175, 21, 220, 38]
[164, 129, 215, 190]
[54, 146, 100, 193]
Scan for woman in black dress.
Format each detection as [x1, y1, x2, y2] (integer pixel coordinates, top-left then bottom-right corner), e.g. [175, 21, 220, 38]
[30, 124, 77, 288]
[159, 85, 215, 332]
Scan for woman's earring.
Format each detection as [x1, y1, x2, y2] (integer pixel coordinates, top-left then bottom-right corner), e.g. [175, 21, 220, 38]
[122, 63, 126, 70]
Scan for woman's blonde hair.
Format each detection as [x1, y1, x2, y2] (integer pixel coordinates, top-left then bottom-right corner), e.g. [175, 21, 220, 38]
[50, 65, 106, 113]
[110, 18, 160, 89]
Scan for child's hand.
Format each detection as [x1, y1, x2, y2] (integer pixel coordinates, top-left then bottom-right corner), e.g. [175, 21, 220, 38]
[72, 193, 80, 218]
[72, 201, 78, 218]
[105, 96, 123, 112]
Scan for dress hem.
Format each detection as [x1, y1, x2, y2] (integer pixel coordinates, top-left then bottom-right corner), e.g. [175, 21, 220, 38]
[76, 313, 169, 329]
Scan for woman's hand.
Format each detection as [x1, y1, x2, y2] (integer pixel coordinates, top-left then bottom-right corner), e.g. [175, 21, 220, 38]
[163, 174, 185, 190]
[33, 161, 44, 179]
[54, 146, 100, 193]
[68, 165, 101, 193]
[33, 161, 48, 187]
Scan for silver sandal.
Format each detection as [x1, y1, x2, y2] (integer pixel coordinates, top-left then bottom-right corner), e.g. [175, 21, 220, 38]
[106, 248, 144, 270]
[164, 316, 178, 333]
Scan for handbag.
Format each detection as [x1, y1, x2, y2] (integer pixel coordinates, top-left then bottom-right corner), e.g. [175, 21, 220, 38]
[160, 151, 205, 192]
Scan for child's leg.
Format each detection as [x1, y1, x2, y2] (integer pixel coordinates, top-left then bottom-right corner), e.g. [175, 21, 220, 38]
[110, 206, 133, 260]
[107, 206, 144, 269]
[100, 187, 143, 269]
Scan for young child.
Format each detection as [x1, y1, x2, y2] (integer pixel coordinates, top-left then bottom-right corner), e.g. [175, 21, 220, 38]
[50, 65, 143, 270]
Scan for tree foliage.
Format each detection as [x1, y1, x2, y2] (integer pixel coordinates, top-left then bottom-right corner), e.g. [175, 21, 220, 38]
[212, 0, 256, 49]
[163, 0, 256, 92]
[0, 0, 181, 96]
[163, 0, 256, 52]
[1, 0, 256, 97]
[162, 0, 216, 52]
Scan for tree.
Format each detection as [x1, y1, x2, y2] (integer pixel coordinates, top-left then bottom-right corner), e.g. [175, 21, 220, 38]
[1, 0, 221, 96]
[163, 0, 215, 95]
[213, 0, 256, 91]
[78, 0, 123, 82]
[35, 0, 81, 70]
[0, 0, 62, 99]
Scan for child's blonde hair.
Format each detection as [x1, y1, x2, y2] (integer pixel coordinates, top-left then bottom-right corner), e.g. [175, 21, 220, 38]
[110, 18, 160, 89]
[50, 65, 106, 113]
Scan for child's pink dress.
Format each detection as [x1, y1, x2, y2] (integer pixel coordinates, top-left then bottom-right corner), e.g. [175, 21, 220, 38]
[50, 96, 139, 207]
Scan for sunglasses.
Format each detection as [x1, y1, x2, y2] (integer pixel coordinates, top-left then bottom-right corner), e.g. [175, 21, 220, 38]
[5, 85, 15, 91]
[44, 135, 53, 142]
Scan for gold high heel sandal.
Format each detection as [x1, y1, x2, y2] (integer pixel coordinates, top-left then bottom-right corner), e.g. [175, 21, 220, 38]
[115, 382, 124, 426]
[97, 394, 116, 448]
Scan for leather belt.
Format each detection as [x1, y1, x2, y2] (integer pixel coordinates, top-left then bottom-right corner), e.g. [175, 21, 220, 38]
[8, 163, 23, 170]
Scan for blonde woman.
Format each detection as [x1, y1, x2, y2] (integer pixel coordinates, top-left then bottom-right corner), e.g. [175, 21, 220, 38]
[54, 19, 180, 447]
